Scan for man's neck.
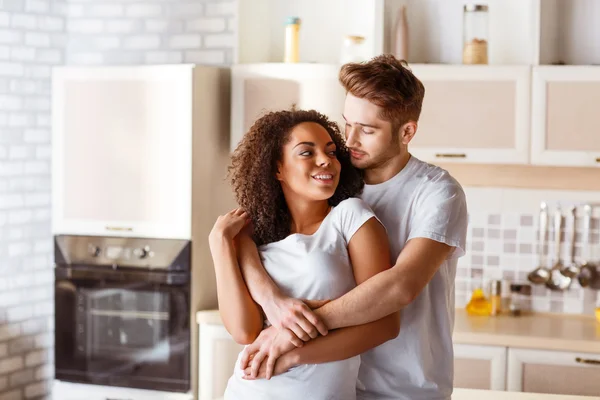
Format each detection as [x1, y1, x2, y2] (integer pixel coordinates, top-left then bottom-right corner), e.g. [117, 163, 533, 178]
[363, 151, 411, 185]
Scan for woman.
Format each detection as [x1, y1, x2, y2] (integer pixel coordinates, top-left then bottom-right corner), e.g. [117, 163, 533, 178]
[208, 109, 396, 399]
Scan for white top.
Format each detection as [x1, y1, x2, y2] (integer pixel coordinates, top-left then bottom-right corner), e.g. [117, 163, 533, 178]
[357, 156, 468, 400]
[224, 198, 379, 400]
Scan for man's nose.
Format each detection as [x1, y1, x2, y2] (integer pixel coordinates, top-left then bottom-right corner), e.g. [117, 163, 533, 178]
[346, 127, 359, 148]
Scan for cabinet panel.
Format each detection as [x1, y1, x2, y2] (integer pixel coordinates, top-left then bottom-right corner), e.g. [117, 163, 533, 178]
[409, 65, 530, 164]
[231, 64, 345, 152]
[507, 348, 600, 396]
[198, 321, 243, 400]
[52, 65, 194, 239]
[453, 343, 507, 391]
[522, 363, 600, 396]
[546, 82, 600, 152]
[531, 66, 600, 167]
[454, 358, 492, 390]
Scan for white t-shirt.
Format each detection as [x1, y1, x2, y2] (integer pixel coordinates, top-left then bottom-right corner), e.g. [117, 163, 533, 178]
[224, 198, 379, 400]
[357, 155, 468, 400]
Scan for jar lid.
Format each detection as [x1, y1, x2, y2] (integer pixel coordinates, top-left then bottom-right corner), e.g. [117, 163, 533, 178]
[285, 16, 301, 25]
[464, 4, 488, 12]
[344, 35, 365, 44]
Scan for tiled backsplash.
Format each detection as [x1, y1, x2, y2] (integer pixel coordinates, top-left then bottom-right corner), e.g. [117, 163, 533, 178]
[457, 187, 600, 316]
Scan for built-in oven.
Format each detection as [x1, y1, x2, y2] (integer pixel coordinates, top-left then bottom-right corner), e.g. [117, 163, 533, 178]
[54, 235, 192, 393]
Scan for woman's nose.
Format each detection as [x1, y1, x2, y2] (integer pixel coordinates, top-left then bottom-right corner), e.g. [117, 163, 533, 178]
[317, 155, 331, 167]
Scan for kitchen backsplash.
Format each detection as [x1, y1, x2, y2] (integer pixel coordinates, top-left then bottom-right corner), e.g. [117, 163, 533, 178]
[457, 186, 600, 316]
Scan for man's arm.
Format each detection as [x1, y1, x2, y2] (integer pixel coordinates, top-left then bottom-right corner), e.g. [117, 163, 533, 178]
[244, 312, 400, 379]
[315, 238, 453, 330]
[237, 231, 328, 340]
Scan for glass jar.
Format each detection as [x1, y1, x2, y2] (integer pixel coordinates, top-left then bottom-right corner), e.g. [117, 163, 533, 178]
[462, 4, 489, 64]
[340, 35, 367, 65]
[284, 17, 301, 63]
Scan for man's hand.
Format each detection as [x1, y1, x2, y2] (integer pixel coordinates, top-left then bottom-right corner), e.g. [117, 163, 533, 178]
[262, 295, 329, 342]
[240, 326, 301, 380]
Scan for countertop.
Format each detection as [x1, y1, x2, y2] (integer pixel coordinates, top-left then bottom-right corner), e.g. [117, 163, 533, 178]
[453, 309, 600, 353]
[197, 309, 600, 353]
[452, 388, 600, 399]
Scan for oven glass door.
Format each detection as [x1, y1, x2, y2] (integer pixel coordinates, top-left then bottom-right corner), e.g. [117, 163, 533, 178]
[55, 267, 190, 392]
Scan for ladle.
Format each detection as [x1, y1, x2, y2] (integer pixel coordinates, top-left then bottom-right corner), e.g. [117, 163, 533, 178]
[527, 202, 550, 284]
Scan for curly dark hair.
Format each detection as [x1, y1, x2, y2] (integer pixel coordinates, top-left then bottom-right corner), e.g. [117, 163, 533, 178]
[229, 109, 364, 246]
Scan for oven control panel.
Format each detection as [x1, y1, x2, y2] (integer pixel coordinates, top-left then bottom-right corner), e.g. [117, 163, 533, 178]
[55, 235, 190, 270]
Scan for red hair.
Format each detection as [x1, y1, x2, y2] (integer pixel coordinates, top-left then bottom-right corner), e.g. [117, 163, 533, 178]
[339, 54, 425, 130]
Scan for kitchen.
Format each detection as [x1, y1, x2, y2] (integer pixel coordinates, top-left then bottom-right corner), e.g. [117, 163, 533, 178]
[1, 0, 600, 399]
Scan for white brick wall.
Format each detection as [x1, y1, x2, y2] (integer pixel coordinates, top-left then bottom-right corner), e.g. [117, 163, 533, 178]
[65, 0, 236, 66]
[1, 0, 65, 397]
[2, 0, 237, 398]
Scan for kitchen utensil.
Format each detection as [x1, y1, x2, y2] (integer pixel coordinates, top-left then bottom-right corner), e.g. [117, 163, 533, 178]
[546, 206, 572, 290]
[577, 204, 597, 287]
[560, 206, 579, 278]
[528, 202, 551, 284]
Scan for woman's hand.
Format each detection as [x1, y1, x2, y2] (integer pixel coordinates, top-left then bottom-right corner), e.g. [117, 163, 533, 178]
[209, 208, 250, 242]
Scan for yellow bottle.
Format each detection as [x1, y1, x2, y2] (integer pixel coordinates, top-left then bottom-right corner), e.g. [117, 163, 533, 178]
[466, 287, 492, 316]
[595, 307, 600, 323]
[284, 17, 301, 63]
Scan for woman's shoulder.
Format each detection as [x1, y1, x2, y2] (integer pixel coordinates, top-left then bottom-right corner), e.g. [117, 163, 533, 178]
[330, 198, 380, 242]
[333, 197, 373, 214]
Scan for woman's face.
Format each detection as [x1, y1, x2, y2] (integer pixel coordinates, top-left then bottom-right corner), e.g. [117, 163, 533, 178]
[276, 122, 342, 202]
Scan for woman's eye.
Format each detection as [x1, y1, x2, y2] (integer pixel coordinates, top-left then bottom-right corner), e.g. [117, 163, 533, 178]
[362, 129, 374, 135]
[299, 151, 311, 156]
[328, 150, 337, 156]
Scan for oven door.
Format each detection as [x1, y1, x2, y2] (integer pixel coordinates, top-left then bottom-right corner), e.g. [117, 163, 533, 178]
[54, 266, 190, 392]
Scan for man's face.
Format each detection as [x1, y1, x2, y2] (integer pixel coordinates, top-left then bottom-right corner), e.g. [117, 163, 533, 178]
[342, 93, 400, 170]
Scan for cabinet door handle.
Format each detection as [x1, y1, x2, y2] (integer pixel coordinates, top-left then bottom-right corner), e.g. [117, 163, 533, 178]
[435, 153, 467, 159]
[575, 357, 600, 366]
[105, 226, 133, 232]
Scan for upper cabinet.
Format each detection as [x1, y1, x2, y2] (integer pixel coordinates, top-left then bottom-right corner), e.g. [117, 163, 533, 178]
[530, 66, 600, 167]
[230, 63, 345, 152]
[52, 65, 231, 239]
[409, 65, 531, 164]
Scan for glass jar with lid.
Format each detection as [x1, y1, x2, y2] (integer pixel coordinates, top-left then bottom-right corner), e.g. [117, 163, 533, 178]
[340, 35, 367, 65]
[462, 4, 489, 64]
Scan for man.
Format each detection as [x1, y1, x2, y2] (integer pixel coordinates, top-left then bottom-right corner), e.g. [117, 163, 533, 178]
[236, 54, 468, 400]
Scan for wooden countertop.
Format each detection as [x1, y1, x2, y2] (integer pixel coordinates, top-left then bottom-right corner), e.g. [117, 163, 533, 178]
[452, 388, 600, 400]
[453, 309, 600, 353]
[198, 309, 600, 353]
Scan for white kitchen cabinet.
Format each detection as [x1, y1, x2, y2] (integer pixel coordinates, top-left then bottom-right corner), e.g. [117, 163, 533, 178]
[408, 65, 531, 165]
[230, 63, 346, 152]
[531, 66, 600, 168]
[507, 348, 600, 396]
[52, 65, 234, 240]
[454, 343, 507, 391]
[197, 313, 243, 400]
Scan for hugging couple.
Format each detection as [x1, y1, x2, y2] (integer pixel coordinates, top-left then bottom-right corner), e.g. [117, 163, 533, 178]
[208, 54, 468, 400]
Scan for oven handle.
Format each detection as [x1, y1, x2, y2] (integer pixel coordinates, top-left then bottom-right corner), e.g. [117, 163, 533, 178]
[55, 266, 189, 285]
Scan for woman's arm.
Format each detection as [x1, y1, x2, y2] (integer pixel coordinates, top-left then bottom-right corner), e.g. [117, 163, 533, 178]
[209, 210, 263, 345]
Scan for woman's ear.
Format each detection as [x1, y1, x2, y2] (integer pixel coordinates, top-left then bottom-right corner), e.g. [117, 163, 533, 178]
[275, 161, 283, 181]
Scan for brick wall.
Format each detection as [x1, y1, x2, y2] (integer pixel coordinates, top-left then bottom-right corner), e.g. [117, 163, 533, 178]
[65, 0, 236, 66]
[0, 0, 66, 397]
[1, 0, 235, 399]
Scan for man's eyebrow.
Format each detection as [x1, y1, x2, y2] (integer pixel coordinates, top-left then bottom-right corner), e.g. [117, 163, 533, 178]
[342, 115, 380, 129]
